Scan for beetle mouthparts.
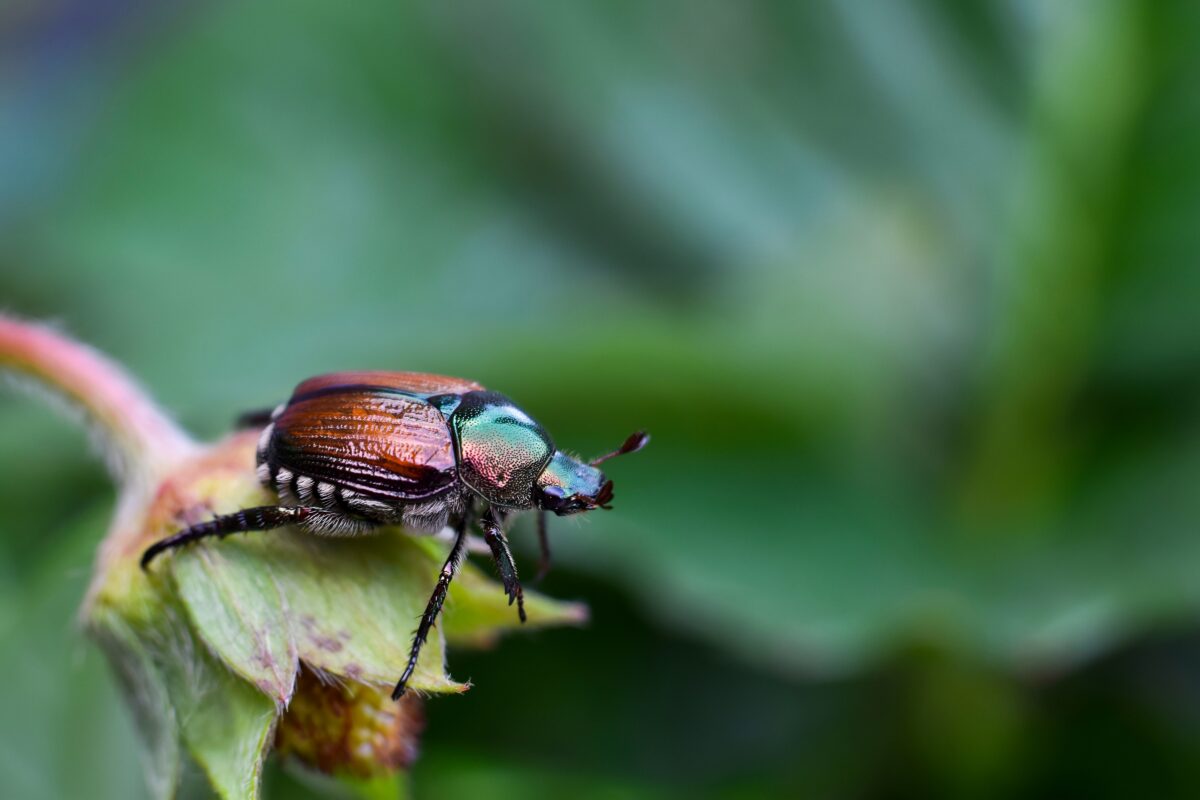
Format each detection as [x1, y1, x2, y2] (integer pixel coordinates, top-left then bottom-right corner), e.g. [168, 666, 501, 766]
[594, 479, 614, 509]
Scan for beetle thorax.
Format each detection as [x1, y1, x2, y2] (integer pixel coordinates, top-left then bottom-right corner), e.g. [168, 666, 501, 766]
[449, 391, 554, 509]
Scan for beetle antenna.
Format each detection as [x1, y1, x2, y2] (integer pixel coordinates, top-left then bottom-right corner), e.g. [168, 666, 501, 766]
[590, 431, 649, 466]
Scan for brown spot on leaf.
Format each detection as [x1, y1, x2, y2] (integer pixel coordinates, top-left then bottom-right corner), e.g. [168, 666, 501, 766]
[311, 634, 343, 653]
[255, 639, 279, 669]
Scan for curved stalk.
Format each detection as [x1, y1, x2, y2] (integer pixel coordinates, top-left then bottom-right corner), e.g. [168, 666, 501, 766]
[0, 315, 196, 486]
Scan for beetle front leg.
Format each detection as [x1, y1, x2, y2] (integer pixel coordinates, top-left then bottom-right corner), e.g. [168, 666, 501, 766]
[480, 506, 526, 623]
[393, 521, 469, 699]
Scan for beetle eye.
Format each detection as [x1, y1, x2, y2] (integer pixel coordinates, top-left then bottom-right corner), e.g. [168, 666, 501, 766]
[542, 485, 566, 499]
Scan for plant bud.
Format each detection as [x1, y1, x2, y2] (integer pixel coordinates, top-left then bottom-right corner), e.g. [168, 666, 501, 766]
[1, 316, 587, 800]
[275, 666, 425, 778]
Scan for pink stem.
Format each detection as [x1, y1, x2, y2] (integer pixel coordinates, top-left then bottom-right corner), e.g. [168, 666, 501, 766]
[0, 315, 196, 485]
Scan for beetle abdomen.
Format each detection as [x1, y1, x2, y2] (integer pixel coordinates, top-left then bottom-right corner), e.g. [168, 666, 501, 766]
[263, 388, 459, 502]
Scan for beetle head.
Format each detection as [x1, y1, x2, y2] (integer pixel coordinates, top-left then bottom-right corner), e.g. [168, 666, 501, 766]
[535, 452, 610, 515]
[534, 431, 648, 515]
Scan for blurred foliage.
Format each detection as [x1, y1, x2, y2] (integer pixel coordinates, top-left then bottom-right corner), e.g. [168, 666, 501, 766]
[4, 0, 1200, 797]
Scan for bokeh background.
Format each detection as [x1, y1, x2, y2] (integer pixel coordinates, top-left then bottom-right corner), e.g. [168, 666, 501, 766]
[4, 0, 1200, 797]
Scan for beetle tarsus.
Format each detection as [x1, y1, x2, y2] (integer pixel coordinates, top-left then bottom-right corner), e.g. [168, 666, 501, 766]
[394, 522, 469, 700]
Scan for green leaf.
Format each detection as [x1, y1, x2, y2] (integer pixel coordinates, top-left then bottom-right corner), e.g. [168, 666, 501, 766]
[172, 514, 588, 697]
[164, 628, 278, 800]
[441, 545, 589, 648]
[175, 530, 463, 694]
[90, 614, 180, 800]
[160, 617, 277, 800]
[171, 543, 298, 705]
[91, 600, 279, 800]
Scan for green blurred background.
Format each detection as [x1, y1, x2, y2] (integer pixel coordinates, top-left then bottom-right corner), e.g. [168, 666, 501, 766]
[4, 0, 1200, 797]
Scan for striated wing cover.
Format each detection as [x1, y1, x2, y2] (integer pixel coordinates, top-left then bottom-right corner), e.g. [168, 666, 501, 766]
[270, 389, 458, 500]
[291, 371, 484, 400]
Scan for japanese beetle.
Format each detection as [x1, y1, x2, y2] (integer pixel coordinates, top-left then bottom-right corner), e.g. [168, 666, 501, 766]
[141, 371, 647, 698]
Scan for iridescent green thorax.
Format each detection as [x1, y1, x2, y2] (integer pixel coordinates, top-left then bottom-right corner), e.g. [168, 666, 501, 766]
[449, 390, 554, 508]
[437, 389, 630, 514]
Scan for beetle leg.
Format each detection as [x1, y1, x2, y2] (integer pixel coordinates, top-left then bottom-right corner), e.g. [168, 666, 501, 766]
[535, 510, 552, 584]
[480, 507, 526, 623]
[234, 407, 276, 429]
[140, 506, 319, 569]
[393, 521, 469, 700]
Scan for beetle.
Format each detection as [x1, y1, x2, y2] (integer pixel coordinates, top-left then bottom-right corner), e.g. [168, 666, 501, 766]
[140, 371, 647, 699]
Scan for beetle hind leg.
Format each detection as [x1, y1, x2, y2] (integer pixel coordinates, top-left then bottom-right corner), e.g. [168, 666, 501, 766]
[139, 505, 375, 568]
[235, 407, 275, 429]
[140, 505, 316, 569]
